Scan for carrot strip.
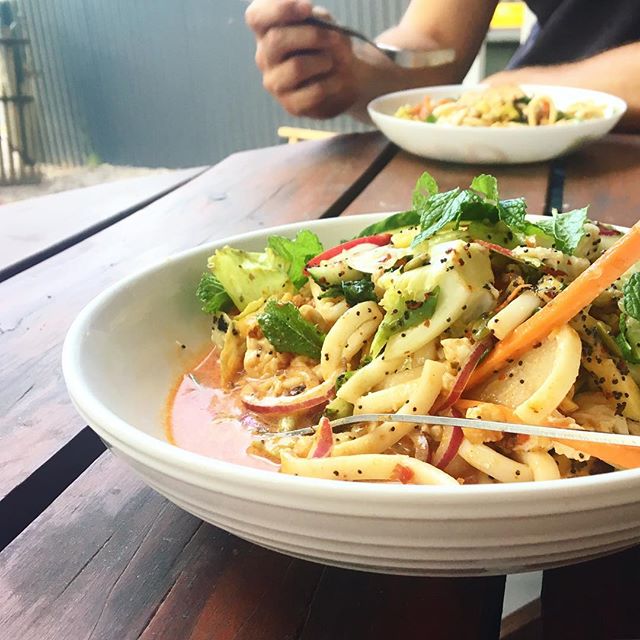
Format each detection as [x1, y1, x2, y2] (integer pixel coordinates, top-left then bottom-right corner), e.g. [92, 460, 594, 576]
[553, 438, 640, 470]
[455, 399, 640, 469]
[469, 222, 640, 387]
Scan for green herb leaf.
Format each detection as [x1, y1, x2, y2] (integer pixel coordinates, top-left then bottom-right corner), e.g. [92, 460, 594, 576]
[412, 189, 494, 246]
[196, 272, 233, 314]
[412, 171, 439, 212]
[257, 300, 325, 361]
[471, 174, 499, 202]
[371, 287, 440, 356]
[357, 210, 421, 237]
[496, 197, 548, 240]
[319, 278, 377, 306]
[497, 198, 527, 231]
[268, 230, 324, 289]
[341, 279, 377, 305]
[410, 174, 510, 248]
[623, 273, 640, 321]
[535, 207, 588, 255]
[616, 313, 640, 364]
[426, 114, 437, 123]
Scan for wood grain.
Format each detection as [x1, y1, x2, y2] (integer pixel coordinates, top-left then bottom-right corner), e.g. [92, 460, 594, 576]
[0, 168, 205, 282]
[0, 453, 506, 640]
[541, 545, 640, 639]
[0, 133, 389, 501]
[342, 151, 550, 217]
[561, 134, 640, 224]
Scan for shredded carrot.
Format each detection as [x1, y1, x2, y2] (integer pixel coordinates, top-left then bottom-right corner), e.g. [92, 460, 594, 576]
[418, 96, 432, 121]
[455, 399, 640, 469]
[469, 222, 640, 388]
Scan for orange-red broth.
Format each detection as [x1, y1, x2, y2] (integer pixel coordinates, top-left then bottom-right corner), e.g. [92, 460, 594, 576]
[167, 348, 280, 471]
[166, 349, 482, 482]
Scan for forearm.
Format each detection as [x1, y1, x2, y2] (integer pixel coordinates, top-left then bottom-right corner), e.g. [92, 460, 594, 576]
[486, 42, 640, 132]
[347, 0, 497, 120]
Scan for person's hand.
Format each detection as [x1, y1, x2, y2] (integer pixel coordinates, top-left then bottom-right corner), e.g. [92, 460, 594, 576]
[245, 0, 360, 118]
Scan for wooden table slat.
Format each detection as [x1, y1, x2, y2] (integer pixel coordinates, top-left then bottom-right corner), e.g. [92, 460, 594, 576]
[0, 133, 389, 503]
[342, 152, 550, 217]
[5, 132, 640, 640]
[541, 545, 640, 639]
[0, 167, 206, 282]
[0, 453, 507, 640]
[561, 134, 640, 222]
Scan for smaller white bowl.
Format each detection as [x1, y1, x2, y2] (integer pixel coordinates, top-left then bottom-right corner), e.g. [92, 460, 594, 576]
[368, 84, 626, 164]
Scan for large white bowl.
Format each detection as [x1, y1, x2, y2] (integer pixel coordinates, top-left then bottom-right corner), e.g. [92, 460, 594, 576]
[368, 84, 626, 164]
[63, 215, 640, 577]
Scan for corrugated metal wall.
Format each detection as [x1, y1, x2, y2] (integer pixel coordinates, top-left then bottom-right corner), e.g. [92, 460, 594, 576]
[15, 0, 409, 168]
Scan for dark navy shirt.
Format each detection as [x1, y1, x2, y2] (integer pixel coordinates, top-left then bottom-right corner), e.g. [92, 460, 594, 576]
[509, 0, 640, 68]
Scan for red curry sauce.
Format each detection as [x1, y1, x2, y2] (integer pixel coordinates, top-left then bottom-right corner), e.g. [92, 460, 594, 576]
[166, 348, 277, 471]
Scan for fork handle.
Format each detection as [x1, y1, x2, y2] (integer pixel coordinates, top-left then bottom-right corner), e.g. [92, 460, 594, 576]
[301, 16, 376, 48]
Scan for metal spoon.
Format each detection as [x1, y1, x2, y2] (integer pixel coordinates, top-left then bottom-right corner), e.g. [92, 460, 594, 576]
[302, 16, 455, 69]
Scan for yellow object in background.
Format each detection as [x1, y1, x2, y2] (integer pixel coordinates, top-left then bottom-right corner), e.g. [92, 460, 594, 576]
[277, 126, 337, 144]
[490, 1, 525, 29]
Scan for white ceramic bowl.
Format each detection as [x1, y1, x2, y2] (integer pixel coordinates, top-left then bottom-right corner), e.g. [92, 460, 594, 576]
[63, 215, 640, 577]
[368, 84, 626, 164]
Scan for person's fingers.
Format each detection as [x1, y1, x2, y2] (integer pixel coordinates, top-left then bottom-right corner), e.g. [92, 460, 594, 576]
[280, 73, 355, 119]
[257, 24, 339, 68]
[263, 53, 334, 95]
[311, 5, 333, 20]
[245, 0, 312, 37]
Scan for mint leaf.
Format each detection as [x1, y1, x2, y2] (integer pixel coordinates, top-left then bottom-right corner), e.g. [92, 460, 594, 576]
[412, 188, 463, 244]
[471, 174, 499, 202]
[536, 208, 588, 254]
[497, 198, 527, 231]
[196, 272, 233, 314]
[268, 230, 323, 289]
[357, 210, 420, 237]
[412, 189, 495, 246]
[623, 273, 640, 321]
[258, 300, 325, 361]
[497, 197, 548, 239]
[412, 171, 439, 211]
[320, 278, 377, 306]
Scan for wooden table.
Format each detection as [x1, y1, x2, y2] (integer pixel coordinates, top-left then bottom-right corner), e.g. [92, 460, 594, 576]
[2, 134, 640, 640]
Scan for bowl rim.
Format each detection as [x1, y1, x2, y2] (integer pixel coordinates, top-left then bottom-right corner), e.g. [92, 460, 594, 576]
[62, 213, 640, 501]
[367, 83, 628, 132]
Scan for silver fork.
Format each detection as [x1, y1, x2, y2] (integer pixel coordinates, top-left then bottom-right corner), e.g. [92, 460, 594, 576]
[302, 15, 456, 69]
[257, 413, 640, 448]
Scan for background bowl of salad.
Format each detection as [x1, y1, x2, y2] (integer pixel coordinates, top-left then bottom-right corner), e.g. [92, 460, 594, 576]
[368, 84, 626, 164]
[63, 185, 640, 576]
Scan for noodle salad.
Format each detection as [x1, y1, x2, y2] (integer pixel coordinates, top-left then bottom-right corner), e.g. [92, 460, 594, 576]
[394, 85, 606, 127]
[192, 172, 640, 485]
